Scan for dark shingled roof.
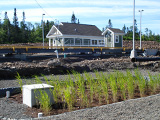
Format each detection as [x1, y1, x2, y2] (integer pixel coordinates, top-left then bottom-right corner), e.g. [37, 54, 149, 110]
[58, 22, 103, 36]
[108, 28, 124, 34]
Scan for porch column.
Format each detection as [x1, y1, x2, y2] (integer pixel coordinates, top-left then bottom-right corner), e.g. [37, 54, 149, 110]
[49, 38, 51, 49]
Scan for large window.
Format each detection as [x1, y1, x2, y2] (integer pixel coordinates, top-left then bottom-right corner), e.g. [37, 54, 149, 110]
[83, 39, 90, 45]
[64, 38, 74, 45]
[75, 38, 82, 45]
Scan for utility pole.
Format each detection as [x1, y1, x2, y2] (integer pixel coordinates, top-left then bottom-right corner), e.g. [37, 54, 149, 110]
[42, 14, 45, 49]
[130, 0, 137, 58]
[139, 10, 144, 49]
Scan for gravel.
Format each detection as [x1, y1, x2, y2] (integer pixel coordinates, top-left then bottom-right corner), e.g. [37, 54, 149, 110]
[0, 98, 32, 120]
[35, 94, 160, 120]
[0, 94, 160, 120]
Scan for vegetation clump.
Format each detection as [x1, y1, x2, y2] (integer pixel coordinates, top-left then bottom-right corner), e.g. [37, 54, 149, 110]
[17, 69, 160, 114]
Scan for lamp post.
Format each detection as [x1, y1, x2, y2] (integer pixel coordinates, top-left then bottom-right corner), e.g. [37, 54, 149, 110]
[139, 10, 144, 50]
[42, 14, 45, 48]
[130, 0, 137, 58]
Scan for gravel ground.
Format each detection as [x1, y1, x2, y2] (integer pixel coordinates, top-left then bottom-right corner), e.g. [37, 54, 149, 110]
[0, 70, 160, 120]
[0, 94, 160, 120]
[35, 94, 160, 120]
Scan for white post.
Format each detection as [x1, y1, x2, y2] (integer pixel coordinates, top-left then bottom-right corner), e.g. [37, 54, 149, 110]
[130, 0, 137, 58]
[49, 39, 51, 49]
[42, 14, 45, 49]
[139, 10, 144, 50]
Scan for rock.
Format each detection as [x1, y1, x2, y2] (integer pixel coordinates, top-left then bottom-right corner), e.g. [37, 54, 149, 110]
[47, 59, 61, 68]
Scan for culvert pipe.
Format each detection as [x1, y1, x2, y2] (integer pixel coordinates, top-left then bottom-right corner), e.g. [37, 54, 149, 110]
[131, 57, 160, 62]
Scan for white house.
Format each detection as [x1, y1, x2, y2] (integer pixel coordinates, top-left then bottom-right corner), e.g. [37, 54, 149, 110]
[46, 22, 104, 47]
[46, 22, 125, 48]
[102, 28, 125, 47]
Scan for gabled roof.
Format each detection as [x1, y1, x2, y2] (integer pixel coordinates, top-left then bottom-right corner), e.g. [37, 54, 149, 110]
[57, 22, 103, 37]
[102, 28, 125, 35]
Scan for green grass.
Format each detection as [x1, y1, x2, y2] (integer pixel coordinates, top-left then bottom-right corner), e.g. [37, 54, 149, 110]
[17, 69, 160, 114]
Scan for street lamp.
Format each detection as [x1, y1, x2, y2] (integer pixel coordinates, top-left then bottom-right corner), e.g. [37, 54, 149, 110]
[42, 14, 45, 48]
[139, 10, 144, 49]
[130, 0, 137, 58]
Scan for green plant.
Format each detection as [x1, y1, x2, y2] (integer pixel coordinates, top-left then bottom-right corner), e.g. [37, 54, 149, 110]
[75, 72, 88, 107]
[109, 73, 118, 102]
[34, 89, 51, 114]
[126, 70, 134, 99]
[134, 69, 146, 97]
[84, 72, 94, 103]
[63, 85, 75, 111]
[16, 73, 23, 92]
[116, 71, 127, 100]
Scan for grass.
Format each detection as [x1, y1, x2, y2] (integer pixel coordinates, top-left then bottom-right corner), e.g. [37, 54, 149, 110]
[17, 69, 160, 114]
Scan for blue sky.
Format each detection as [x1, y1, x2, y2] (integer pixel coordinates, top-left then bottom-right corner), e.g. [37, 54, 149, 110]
[0, 0, 160, 35]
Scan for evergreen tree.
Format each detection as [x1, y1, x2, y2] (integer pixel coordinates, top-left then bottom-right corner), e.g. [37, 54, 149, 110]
[106, 19, 113, 29]
[71, 12, 77, 23]
[122, 24, 126, 33]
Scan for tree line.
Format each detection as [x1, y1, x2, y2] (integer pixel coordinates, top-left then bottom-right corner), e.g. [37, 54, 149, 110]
[0, 9, 159, 44]
[0, 8, 54, 44]
[103, 19, 160, 42]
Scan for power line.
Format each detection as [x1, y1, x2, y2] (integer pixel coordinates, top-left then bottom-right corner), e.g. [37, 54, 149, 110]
[34, 0, 55, 21]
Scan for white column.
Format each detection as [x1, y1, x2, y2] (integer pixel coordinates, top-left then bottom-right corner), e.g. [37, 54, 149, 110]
[49, 39, 51, 49]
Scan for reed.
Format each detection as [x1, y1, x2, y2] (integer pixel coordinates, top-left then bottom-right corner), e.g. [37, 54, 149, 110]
[108, 73, 118, 102]
[126, 70, 134, 99]
[99, 72, 109, 103]
[75, 72, 87, 107]
[16, 73, 23, 92]
[84, 72, 94, 103]
[134, 69, 146, 97]
[34, 89, 51, 114]
[116, 71, 127, 100]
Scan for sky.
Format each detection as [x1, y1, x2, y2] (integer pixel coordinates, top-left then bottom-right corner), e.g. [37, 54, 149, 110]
[0, 0, 160, 35]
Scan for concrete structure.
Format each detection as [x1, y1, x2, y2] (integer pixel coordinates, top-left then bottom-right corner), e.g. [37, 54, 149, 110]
[23, 84, 54, 107]
[102, 28, 125, 47]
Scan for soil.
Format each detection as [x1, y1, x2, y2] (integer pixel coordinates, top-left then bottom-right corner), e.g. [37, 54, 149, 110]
[9, 86, 160, 118]
[0, 41, 159, 79]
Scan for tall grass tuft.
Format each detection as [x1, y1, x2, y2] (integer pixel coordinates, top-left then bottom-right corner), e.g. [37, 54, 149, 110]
[84, 72, 94, 104]
[134, 69, 146, 97]
[108, 73, 118, 102]
[35, 89, 51, 114]
[126, 70, 134, 99]
[116, 71, 127, 100]
[16, 73, 23, 92]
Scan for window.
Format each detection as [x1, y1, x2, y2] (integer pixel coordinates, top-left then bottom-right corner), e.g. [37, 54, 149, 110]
[115, 36, 119, 43]
[64, 38, 74, 45]
[92, 40, 97, 45]
[98, 40, 104, 45]
[75, 38, 82, 45]
[83, 39, 90, 45]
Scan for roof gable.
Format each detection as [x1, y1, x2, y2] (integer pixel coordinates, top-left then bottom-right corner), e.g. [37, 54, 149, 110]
[102, 28, 125, 35]
[58, 22, 103, 37]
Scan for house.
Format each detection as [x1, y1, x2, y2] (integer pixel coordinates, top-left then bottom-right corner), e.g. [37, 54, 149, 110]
[102, 28, 125, 47]
[46, 22, 104, 47]
[46, 22, 125, 48]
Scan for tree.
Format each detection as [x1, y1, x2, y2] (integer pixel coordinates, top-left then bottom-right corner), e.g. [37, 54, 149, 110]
[106, 19, 113, 29]
[13, 8, 18, 27]
[122, 24, 126, 33]
[71, 12, 77, 23]
[145, 28, 149, 37]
